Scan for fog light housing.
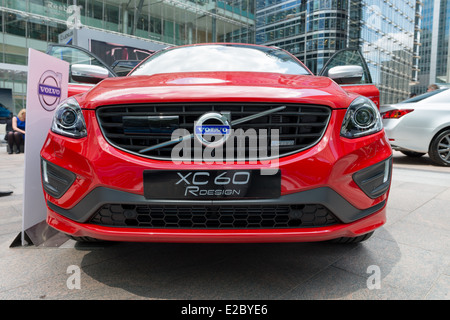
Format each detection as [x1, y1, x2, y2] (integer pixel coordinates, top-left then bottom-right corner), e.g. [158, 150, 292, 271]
[353, 157, 392, 199]
[41, 159, 76, 199]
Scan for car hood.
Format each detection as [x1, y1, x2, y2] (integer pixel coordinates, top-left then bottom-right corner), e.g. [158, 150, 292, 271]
[76, 72, 354, 109]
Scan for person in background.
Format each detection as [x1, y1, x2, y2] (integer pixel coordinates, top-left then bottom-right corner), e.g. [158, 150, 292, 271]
[427, 84, 439, 92]
[7, 108, 26, 154]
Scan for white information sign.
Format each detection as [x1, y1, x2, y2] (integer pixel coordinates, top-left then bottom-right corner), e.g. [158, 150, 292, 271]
[22, 49, 69, 245]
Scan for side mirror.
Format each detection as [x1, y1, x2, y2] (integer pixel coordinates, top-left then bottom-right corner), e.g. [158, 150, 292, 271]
[71, 64, 110, 84]
[327, 65, 363, 85]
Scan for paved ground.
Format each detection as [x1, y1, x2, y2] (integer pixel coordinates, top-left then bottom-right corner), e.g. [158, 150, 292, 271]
[0, 144, 449, 301]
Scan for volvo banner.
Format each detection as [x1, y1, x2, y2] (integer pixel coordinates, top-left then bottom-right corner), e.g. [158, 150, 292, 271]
[18, 49, 69, 246]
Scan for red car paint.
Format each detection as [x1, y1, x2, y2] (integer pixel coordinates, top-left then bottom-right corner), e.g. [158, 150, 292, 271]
[68, 83, 94, 97]
[68, 73, 380, 107]
[41, 44, 391, 243]
[77, 72, 351, 109]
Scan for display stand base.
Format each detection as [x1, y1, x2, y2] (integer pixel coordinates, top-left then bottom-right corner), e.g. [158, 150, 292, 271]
[10, 220, 69, 248]
[0, 190, 13, 197]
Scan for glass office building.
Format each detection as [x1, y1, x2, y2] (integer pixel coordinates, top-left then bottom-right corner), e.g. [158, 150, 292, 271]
[256, 0, 350, 74]
[256, 0, 420, 104]
[349, 0, 417, 104]
[0, 0, 256, 112]
[413, 0, 450, 94]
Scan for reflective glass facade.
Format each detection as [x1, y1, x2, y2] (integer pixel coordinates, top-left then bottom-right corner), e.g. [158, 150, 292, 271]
[256, 0, 420, 104]
[0, 0, 256, 112]
[256, 0, 349, 74]
[413, 0, 450, 94]
[349, 0, 417, 104]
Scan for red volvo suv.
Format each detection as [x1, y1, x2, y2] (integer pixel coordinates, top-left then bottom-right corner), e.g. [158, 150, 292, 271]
[41, 44, 392, 243]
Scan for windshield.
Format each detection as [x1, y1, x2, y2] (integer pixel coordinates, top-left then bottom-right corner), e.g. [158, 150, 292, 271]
[401, 88, 449, 103]
[130, 44, 311, 76]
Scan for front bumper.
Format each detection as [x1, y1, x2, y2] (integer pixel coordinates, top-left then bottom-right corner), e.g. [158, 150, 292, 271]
[46, 201, 387, 243]
[47, 185, 387, 225]
[41, 108, 392, 242]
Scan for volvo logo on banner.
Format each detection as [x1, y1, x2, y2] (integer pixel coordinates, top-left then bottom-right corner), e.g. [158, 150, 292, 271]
[38, 70, 63, 111]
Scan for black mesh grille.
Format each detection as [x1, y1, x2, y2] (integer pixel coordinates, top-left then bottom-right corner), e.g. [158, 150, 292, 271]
[90, 204, 339, 229]
[96, 103, 331, 160]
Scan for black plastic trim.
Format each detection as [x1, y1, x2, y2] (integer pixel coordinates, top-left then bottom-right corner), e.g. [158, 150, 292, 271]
[95, 103, 332, 161]
[41, 158, 76, 199]
[353, 157, 392, 199]
[47, 186, 386, 225]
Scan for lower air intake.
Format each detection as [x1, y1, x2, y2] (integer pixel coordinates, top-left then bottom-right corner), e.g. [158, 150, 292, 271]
[90, 204, 339, 229]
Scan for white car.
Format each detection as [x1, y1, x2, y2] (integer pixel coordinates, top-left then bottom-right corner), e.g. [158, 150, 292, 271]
[381, 88, 450, 166]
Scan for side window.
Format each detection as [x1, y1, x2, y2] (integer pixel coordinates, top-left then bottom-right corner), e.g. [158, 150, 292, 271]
[421, 88, 450, 104]
[319, 49, 372, 84]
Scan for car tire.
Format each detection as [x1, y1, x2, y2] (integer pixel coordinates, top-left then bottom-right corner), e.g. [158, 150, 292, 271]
[330, 231, 374, 244]
[400, 151, 425, 158]
[429, 129, 450, 166]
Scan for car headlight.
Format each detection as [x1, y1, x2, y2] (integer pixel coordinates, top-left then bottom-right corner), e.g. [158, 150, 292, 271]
[51, 97, 87, 138]
[341, 96, 383, 138]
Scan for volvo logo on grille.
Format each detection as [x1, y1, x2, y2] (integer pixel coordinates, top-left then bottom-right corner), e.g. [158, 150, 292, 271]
[195, 125, 230, 135]
[194, 112, 231, 147]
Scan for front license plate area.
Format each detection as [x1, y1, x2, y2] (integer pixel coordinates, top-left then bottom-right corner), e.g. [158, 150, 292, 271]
[144, 170, 281, 200]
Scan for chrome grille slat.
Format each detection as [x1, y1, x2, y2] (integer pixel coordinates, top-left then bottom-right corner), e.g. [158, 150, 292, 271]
[97, 103, 331, 160]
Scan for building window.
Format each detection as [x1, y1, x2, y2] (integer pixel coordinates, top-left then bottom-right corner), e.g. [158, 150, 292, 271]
[5, 12, 26, 37]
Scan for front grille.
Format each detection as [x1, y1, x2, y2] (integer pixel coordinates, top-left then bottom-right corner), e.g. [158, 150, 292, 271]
[97, 103, 331, 160]
[90, 204, 339, 229]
